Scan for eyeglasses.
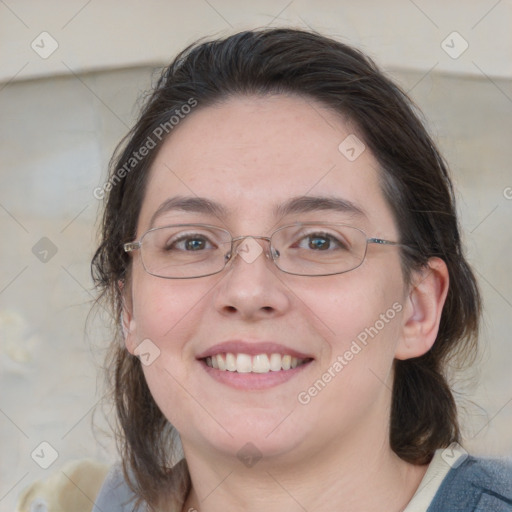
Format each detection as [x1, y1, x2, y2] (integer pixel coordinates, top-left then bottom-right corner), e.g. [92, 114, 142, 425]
[123, 222, 411, 279]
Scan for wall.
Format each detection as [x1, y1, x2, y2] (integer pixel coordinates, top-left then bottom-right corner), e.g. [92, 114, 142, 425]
[1, 0, 512, 82]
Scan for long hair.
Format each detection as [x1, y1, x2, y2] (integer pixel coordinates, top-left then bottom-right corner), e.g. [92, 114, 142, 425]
[91, 28, 481, 508]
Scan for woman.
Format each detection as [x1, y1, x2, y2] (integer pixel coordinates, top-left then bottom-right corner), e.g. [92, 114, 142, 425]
[91, 28, 512, 511]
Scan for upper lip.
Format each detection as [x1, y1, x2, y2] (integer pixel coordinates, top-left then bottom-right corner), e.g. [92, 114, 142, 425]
[196, 340, 314, 360]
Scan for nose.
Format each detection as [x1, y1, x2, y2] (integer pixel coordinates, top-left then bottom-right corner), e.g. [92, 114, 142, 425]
[212, 236, 291, 321]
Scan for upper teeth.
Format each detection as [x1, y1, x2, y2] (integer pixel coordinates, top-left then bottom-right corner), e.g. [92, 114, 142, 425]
[204, 353, 306, 373]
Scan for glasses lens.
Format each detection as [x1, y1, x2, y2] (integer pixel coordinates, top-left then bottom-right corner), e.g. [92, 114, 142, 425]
[271, 223, 367, 276]
[140, 225, 231, 278]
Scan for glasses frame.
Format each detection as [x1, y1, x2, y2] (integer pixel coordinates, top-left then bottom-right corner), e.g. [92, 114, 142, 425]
[123, 222, 414, 279]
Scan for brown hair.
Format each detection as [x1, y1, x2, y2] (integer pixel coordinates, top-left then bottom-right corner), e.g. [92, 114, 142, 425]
[92, 28, 481, 508]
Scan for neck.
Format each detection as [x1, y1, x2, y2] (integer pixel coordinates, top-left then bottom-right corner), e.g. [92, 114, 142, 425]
[179, 430, 428, 512]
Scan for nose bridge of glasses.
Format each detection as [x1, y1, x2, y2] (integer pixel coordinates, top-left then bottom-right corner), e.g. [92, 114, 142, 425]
[230, 235, 276, 263]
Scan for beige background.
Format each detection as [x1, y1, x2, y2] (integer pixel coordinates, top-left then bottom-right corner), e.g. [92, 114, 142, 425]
[1, 1, 511, 510]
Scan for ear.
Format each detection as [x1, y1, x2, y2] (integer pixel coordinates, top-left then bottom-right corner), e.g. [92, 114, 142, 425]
[119, 279, 137, 355]
[395, 257, 449, 360]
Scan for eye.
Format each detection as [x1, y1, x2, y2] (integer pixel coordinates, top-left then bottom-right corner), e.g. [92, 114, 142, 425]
[166, 233, 215, 251]
[295, 231, 348, 251]
[305, 234, 333, 251]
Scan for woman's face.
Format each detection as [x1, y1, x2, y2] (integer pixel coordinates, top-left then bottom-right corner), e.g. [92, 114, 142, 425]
[123, 94, 410, 465]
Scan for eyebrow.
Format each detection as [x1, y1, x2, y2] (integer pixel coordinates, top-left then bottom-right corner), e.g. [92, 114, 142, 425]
[149, 196, 227, 227]
[149, 194, 366, 228]
[274, 195, 366, 219]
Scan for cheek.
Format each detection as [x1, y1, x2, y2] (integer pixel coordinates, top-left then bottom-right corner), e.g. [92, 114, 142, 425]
[131, 272, 210, 343]
[310, 261, 406, 368]
[319, 266, 402, 323]
[130, 275, 212, 431]
[294, 273, 405, 427]
[140, 362, 201, 436]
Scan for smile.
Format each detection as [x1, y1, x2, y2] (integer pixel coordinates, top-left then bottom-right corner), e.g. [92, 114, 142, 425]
[203, 353, 310, 373]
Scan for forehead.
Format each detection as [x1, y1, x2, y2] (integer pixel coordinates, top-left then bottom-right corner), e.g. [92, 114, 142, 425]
[137, 94, 397, 236]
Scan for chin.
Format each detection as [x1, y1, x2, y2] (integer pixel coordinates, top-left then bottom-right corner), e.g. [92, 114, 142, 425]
[188, 410, 313, 466]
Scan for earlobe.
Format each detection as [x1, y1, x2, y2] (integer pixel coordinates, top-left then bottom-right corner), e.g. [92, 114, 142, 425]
[395, 257, 449, 360]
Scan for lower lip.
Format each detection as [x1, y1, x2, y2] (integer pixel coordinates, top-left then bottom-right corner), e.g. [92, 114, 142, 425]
[198, 359, 313, 390]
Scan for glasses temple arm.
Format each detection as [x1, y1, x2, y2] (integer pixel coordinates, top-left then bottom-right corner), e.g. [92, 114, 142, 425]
[367, 238, 420, 253]
[124, 242, 141, 253]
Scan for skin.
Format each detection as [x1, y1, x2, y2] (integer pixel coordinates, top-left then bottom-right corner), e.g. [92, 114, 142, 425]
[122, 94, 449, 512]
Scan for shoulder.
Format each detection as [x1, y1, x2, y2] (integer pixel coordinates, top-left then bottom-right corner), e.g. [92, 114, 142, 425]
[92, 464, 144, 512]
[429, 455, 512, 511]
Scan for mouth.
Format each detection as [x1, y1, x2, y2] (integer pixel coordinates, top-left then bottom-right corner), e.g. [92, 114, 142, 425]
[196, 341, 315, 390]
[202, 352, 312, 373]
